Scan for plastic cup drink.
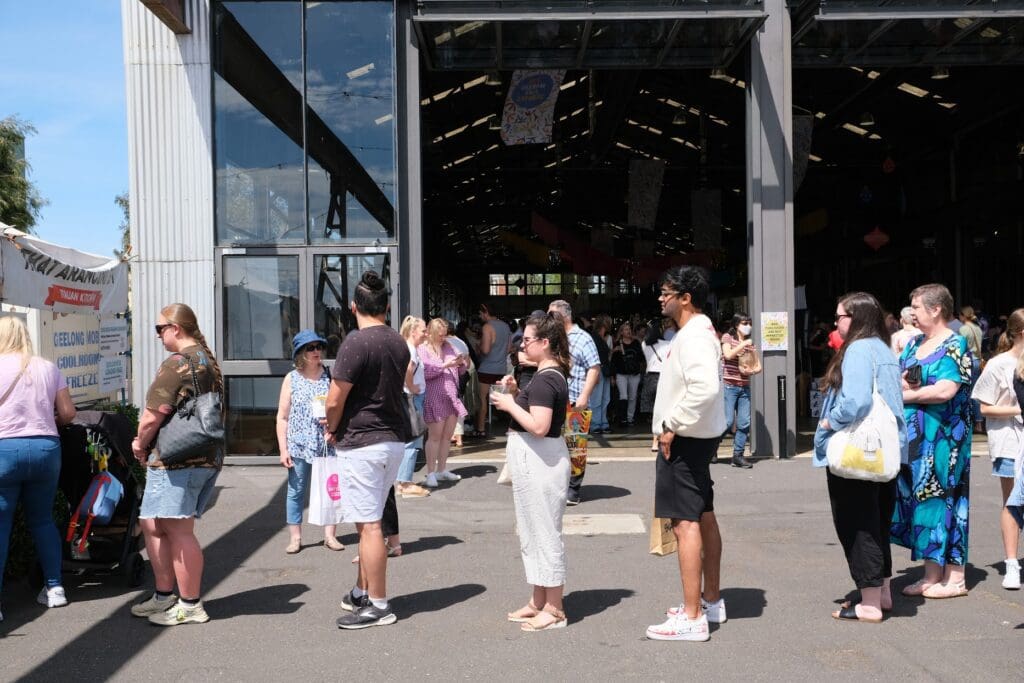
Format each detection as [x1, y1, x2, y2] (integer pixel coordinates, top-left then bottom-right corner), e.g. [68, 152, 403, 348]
[311, 395, 327, 419]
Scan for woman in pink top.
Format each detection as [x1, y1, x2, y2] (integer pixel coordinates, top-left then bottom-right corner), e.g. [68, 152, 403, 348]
[419, 319, 468, 489]
[0, 316, 77, 622]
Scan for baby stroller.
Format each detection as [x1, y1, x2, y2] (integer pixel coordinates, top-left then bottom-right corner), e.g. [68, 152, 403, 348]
[48, 410, 146, 588]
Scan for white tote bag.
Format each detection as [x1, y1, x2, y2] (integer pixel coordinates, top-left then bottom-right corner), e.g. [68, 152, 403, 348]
[308, 448, 345, 526]
[826, 373, 900, 483]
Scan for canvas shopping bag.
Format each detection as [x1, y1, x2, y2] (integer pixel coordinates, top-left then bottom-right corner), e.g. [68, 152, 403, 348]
[649, 515, 677, 556]
[308, 449, 345, 526]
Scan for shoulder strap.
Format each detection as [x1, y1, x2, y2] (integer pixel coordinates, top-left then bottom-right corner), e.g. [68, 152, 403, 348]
[0, 364, 27, 408]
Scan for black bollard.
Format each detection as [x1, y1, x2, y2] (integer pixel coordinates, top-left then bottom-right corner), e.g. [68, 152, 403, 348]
[777, 375, 788, 458]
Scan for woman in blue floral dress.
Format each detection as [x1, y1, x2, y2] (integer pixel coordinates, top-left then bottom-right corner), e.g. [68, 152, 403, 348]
[892, 284, 974, 598]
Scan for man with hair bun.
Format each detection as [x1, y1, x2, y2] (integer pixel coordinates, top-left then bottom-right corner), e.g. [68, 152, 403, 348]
[327, 271, 411, 630]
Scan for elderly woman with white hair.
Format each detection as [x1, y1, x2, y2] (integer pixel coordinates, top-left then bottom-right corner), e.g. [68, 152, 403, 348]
[890, 306, 921, 356]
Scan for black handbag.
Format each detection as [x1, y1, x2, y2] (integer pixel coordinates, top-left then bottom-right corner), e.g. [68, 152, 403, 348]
[155, 354, 225, 465]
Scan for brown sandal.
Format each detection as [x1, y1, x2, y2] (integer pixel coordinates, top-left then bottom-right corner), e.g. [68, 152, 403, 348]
[521, 606, 567, 632]
[507, 601, 540, 623]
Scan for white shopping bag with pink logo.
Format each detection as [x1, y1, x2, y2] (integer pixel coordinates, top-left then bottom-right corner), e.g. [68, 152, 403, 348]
[308, 447, 345, 526]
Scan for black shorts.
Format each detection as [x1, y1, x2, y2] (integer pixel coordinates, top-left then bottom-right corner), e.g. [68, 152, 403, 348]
[654, 436, 718, 522]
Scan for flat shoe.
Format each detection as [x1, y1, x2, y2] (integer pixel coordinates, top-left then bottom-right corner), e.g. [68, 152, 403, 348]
[923, 582, 968, 599]
[324, 537, 345, 551]
[387, 545, 402, 558]
[521, 607, 567, 632]
[831, 604, 881, 623]
[507, 602, 540, 623]
[901, 579, 936, 596]
[285, 538, 301, 554]
[839, 599, 891, 613]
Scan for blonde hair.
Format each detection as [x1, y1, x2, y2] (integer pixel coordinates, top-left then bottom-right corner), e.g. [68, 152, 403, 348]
[400, 315, 425, 340]
[426, 318, 448, 345]
[161, 303, 223, 396]
[0, 316, 33, 371]
[960, 305, 977, 322]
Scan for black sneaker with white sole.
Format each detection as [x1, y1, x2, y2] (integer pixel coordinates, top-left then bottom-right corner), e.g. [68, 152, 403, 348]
[340, 590, 370, 612]
[336, 604, 397, 629]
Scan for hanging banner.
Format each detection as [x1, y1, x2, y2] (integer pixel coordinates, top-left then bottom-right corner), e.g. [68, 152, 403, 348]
[500, 69, 566, 146]
[0, 227, 128, 317]
[628, 159, 665, 230]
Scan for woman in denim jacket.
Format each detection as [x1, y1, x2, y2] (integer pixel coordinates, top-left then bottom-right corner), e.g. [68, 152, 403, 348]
[813, 292, 907, 623]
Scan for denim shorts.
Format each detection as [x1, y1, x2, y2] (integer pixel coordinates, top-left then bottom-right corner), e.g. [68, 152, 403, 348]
[992, 457, 1017, 478]
[139, 466, 219, 519]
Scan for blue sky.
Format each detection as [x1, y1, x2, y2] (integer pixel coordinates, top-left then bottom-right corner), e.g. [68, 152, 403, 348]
[1, 1, 126, 257]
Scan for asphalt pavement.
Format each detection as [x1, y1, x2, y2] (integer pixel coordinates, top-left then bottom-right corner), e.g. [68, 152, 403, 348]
[1, 434, 1020, 682]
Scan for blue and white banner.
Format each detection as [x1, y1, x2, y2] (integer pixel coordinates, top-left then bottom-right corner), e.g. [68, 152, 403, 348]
[500, 70, 566, 146]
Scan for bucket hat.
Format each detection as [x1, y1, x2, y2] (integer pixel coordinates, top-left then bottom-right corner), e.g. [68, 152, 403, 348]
[292, 329, 328, 358]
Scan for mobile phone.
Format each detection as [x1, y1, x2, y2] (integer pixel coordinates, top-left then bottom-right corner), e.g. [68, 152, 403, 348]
[905, 365, 922, 385]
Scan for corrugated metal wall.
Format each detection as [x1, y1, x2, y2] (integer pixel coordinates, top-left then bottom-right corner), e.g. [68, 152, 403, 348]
[122, 0, 214, 400]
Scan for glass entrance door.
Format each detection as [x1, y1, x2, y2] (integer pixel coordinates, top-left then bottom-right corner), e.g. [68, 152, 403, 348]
[217, 246, 397, 455]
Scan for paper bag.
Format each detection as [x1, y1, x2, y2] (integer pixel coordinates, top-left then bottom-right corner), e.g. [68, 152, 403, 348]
[649, 515, 677, 556]
[308, 453, 345, 526]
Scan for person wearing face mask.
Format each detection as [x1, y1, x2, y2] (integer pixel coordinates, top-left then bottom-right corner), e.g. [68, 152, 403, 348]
[721, 314, 760, 468]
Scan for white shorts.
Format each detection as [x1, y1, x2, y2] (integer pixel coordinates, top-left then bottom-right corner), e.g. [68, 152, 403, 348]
[338, 441, 404, 523]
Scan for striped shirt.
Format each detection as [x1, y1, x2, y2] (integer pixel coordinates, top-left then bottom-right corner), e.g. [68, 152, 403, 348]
[721, 333, 750, 387]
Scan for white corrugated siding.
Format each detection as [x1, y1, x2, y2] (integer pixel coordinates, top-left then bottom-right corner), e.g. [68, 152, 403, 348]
[122, 0, 214, 399]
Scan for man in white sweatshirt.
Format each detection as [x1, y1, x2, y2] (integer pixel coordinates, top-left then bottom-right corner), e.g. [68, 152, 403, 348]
[646, 266, 727, 643]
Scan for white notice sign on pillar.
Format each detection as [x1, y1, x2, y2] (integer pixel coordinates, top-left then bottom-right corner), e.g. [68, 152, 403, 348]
[760, 312, 789, 352]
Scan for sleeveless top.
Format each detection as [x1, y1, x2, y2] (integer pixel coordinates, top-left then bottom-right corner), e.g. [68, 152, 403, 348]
[479, 319, 511, 375]
[286, 367, 332, 461]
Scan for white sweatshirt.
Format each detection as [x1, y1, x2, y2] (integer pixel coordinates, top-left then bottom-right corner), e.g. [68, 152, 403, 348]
[651, 313, 727, 439]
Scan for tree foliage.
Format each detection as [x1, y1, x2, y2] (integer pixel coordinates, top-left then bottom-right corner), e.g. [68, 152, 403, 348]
[0, 116, 47, 232]
[115, 191, 130, 257]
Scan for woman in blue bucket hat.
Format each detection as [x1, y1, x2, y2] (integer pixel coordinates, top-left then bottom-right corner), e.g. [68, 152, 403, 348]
[276, 329, 345, 554]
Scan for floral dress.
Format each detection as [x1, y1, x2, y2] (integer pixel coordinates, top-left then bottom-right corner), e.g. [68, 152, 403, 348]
[419, 342, 468, 424]
[891, 333, 973, 566]
[286, 368, 331, 461]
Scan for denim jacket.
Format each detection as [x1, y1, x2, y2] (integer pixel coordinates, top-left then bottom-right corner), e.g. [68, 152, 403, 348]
[812, 337, 908, 467]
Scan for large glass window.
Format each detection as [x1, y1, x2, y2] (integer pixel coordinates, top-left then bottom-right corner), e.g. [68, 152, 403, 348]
[305, 2, 397, 244]
[226, 377, 283, 455]
[213, 1, 397, 246]
[222, 255, 300, 359]
[313, 252, 390, 353]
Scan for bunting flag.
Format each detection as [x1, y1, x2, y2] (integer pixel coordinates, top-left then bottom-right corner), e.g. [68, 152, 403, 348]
[500, 70, 566, 146]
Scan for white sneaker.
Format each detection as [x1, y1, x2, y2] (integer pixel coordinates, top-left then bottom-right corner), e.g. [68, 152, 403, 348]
[37, 586, 68, 608]
[646, 611, 710, 642]
[131, 592, 179, 617]
[424, 473, 439, 488]
[667, 597, 727, 623]
[436, 471, 462, 482]
[1003, 560, 1021, 590]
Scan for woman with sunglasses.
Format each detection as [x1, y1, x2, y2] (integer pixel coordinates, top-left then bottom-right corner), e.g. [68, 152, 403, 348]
[130, 304, 223, 626]
[491, 313, 572, 632]
[276, 330, 344, 554]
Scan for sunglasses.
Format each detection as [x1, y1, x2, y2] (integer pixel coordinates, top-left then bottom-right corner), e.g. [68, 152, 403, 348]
[304, 343, 325, 352]
[154, 323, 174, 336]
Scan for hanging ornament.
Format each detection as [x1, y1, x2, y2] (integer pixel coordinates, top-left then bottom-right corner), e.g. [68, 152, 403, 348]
[864, 226, 890, 251]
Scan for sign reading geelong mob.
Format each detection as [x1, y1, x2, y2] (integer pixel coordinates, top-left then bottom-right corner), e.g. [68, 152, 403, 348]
[0, 227, 128, 316]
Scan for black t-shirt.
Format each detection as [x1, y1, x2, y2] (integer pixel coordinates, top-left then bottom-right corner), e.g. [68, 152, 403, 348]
[330, 324, 411, 449]
[508, 367, 568, 438]
[611, 340, 644, 375]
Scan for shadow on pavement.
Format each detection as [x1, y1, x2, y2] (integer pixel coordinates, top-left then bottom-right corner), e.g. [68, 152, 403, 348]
[719, 587, 767, 619]
[564, 588, 634, 623]
[580, 485, 631, 501]
[391, 582, 485, 619]
[17, 480, 289, 681]
[204, 583, 308, 620]
[451, 464, 498, 479]
[400, 535, 464, 555]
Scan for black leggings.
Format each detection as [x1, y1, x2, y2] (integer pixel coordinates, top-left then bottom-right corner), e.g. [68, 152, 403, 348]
[826, 470, 895, 589]
[381, 486, 398, 538]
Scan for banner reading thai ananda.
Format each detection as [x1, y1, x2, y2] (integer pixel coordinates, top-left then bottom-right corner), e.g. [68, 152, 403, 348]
[501, 69, 566, 146]
[0, 227, 128, 317]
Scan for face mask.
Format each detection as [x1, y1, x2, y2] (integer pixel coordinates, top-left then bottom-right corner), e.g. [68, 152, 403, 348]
[738, 324, 752, 336]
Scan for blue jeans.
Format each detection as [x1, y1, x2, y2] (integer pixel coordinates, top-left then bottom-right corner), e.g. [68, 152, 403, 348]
[398, 393, 425, 483]
[285, 457, 313, 525]
[591, 373, 611, 430]
[0, 436, 63, 591]
[723, 384, 751, 457]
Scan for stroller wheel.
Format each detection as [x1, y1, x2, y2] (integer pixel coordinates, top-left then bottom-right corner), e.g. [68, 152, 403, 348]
[124, 553, 146, 587]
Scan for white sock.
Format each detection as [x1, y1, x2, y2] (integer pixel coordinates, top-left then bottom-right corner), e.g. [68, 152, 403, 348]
[1006, 558, 1020, 567]
[352, 586, 366, 598]
[370, 596, 388, 610]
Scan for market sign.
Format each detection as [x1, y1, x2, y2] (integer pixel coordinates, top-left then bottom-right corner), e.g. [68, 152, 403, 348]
[0, 227, 128, 317]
